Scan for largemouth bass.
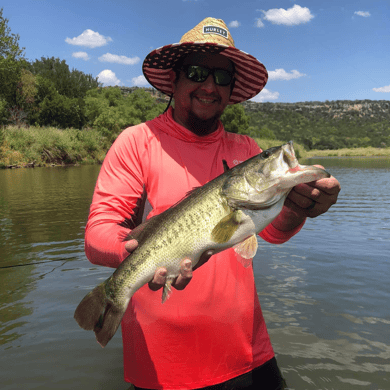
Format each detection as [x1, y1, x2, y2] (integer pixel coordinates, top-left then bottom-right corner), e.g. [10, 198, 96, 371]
[74, 141, 330, 347]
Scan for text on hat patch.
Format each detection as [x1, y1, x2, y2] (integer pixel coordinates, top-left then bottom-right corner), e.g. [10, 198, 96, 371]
[203, 26, 228, 39]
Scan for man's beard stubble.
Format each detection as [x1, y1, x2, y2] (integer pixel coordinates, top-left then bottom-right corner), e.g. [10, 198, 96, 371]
[186, 110, 221, 136]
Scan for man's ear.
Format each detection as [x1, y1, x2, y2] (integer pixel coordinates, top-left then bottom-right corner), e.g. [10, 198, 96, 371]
[230, 77, 236, 96]
[168, 69, 177, 93]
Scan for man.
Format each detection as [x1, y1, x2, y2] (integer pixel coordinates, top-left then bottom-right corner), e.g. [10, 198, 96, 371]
[85, 18, 340, 390]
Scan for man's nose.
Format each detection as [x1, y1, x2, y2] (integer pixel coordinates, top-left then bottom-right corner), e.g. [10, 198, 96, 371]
[200, 73, 217, 92]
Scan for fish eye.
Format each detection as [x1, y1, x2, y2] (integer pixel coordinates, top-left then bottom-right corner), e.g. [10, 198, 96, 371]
[261, 150, 270, 159]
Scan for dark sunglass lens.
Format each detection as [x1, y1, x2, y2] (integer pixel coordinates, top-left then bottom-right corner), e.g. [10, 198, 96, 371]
[187, 66, 209, 82]
[214, 70, 232, 86]
[185, 66, 232, 85]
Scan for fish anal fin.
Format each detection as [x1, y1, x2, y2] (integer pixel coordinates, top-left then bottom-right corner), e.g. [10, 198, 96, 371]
[162, 276, 175, 303]
[211, 210, 244, 244]
[234, 234, 258, 267]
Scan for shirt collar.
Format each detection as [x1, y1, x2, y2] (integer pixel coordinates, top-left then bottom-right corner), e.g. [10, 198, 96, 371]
[151, 107, 225, 144]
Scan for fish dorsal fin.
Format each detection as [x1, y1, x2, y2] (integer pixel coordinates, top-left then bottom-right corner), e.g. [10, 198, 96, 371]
[234, 234, 258, 267]
[211, 210, 244, 244]
[222, 159, 230, 172]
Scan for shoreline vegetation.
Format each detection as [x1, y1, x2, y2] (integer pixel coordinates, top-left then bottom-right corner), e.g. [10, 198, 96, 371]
[1, 126, 389, 169]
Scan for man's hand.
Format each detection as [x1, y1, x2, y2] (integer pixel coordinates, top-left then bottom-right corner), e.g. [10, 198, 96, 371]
[125, 239, 213, 291]
[272, 165, 341, 232]
[287, 165, 340, 218]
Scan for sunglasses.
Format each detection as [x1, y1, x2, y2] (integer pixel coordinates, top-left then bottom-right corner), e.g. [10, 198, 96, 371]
[182, 65, 234, 86]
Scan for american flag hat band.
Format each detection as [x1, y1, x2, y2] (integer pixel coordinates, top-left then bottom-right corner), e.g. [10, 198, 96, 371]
[142, 17, 268, 104]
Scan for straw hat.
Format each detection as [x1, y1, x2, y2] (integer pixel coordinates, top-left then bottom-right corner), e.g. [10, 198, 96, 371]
[142, 17, 268, 104]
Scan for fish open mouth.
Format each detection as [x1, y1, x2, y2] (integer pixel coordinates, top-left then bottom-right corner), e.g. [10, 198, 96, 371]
[281, 141, 300, 173]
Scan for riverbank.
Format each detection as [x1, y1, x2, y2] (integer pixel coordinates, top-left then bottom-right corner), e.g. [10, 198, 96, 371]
[1, 126, 389, 168]
[304, 146, 390, 158]
[0, 126, 107, 168]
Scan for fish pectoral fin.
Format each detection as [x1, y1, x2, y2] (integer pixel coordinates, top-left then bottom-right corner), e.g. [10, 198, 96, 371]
[234, 234, 258, 267]
[211, 210, 243, 244]
[162, 276, 176, 303]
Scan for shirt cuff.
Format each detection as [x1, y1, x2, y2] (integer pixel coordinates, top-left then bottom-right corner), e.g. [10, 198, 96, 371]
[259, 218, 306, 244]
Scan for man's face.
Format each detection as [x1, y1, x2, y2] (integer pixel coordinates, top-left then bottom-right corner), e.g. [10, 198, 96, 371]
[169, 52, 234, 136]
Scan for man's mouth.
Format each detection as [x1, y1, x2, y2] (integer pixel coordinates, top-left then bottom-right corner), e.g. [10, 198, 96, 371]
[195, 96, 218, 104]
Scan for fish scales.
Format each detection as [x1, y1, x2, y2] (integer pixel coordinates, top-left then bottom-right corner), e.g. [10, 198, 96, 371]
[74, 141, 331, 347]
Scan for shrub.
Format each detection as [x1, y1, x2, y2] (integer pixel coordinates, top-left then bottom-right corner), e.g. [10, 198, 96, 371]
[38, 93, 86, 128]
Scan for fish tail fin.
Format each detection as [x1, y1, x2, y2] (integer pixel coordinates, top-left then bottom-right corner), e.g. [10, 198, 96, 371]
[74, 280, 126, 348]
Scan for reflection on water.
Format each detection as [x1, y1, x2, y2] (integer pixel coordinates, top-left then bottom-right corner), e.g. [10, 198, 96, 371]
[0, 160, 389, 389]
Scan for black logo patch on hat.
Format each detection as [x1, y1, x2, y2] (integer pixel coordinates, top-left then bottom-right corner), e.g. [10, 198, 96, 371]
[203, 26, 228, 39]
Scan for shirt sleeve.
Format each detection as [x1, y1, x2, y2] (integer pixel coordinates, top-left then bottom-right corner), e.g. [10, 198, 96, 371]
[84, 126, 148, 268]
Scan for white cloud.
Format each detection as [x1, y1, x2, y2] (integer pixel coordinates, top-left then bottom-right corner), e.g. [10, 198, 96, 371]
[72, 51, 90, 61]
[98, 53, 140, 65]
[229, 21, 240, 28]
[97, 70, 120, 86]
[262, 5, 314, 26]
[373, 85, 390, 93]
[132, 75, 149, 87]
[65, 29, 112, 48]
[268, 69, 306, 81]
[251, 88, 280, 102]
[255, 18, 265, 28]
[354, 11, 371, 17]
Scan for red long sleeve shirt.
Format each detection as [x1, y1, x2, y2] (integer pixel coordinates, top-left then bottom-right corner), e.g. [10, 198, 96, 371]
[85, 108, 304, 389]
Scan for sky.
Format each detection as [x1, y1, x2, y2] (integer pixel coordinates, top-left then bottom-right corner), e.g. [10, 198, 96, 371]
[2, 0, 389, 103]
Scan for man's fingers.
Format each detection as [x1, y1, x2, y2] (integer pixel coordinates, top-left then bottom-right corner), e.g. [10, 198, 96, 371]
[148, 268, 167, 291]
[148, 252, 215, 293]
[173, 259, 193, 290]
[303, 175, 341, 195]
[286, 173, 340, 218]
[125, 239, 138, 253]
[288, 186, 324, 209]
[148, 259, 193, 292]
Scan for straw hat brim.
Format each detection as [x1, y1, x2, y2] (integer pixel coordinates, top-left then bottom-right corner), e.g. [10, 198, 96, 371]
[143, 42, 268, 104]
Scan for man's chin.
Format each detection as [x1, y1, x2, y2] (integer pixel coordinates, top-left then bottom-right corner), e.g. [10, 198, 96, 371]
[187, 111, 221, 136]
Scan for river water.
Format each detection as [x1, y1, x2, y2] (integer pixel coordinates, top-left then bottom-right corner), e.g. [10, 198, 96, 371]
[0, 159, 389, 390]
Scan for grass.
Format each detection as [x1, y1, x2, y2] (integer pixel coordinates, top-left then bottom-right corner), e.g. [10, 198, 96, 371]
[254, 138, 390, 159]
[304, 147, 390, 158]
[0, 126, 107, 168]
[1, 127, 389, 169]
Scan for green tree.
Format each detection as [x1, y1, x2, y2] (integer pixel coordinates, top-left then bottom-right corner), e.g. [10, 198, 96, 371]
[28, 56, 100, 99]
[220, 104, 249, 133]
[0, 8, 24, 59]
[38, 92, 85, 129]
[0, 8, 27, 110]
[125, 89, 165, 122]
[16, 69, 37, 112]
[87, 87, 165, 141]
[257, 125, 276, 140]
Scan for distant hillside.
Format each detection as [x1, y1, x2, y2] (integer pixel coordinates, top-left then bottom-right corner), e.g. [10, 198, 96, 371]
[119, 86, 170, 103]
[241, 99, 390, 150]
[121, 87, 390, 150]
[242, 99, 390, 122]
